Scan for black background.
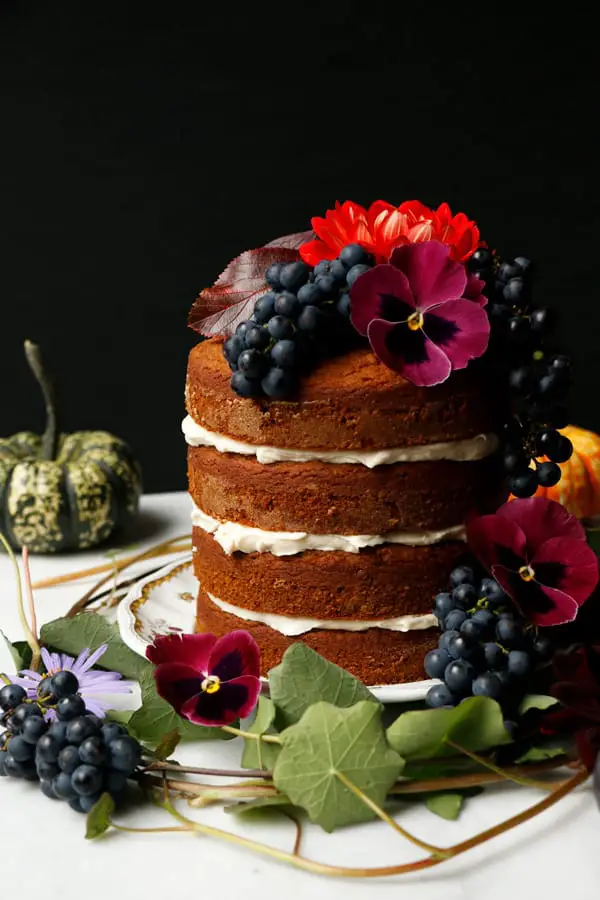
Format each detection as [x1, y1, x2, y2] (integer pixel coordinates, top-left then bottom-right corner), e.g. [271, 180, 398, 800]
[1, 4, 599, 493]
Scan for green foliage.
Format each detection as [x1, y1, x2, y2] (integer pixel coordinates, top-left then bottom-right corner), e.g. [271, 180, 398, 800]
[386, 697, 513, 760]
[0, 631, 23, 672]
[85, 793, 115, 839]
[515, 745, 567, 764]
[425, 792, 465, 820]
[40, 614, 150, 681]
[224, 795, 293, 817]
[273, 701, 403, 832]
[127, 670, 229, 745]
[269, 644, 377, 728]
[518, 694, 558, 715]
[153, 729, 181, 761]
[241, 696, 281, 770]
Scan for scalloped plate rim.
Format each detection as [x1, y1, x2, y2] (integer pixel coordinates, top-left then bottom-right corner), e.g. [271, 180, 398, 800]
[116, 555, 438, 703]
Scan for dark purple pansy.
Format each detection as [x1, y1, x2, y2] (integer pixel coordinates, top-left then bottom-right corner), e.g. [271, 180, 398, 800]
[349, 240, 489, 386]
[146, 631, 261, 727]
[467, 497, 599, 627]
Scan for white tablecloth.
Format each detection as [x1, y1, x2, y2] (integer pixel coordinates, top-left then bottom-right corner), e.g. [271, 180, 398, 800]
[0, 491, 597, 900]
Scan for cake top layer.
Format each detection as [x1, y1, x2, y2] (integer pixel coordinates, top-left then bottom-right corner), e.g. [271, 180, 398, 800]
[186, 338, 504, 450]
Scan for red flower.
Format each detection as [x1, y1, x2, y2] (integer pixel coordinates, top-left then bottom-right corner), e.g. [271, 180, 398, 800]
[349, 241, 489, 386]
[467, 498, 599, 627]
[299, 199, 482, 266]
[543, 645, 600, 770]
[146, 631, 261, 727]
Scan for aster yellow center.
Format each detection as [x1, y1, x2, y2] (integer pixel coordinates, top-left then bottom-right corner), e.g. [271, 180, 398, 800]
[201, 675, 221, 694]
[407, 311, 424, 331]
[518, 564, 535, 583]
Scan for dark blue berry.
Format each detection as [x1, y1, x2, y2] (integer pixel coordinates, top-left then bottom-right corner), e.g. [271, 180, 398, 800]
[253, 292, 277, 323]
[345, 263, 371, 289]
[267, 315, 294, 340]
[21, 715, 48, 745]
[261, 367, 297, 399]
[65, 717, 100, 746]
[537, 461, 561, 487]
[297, 282, 324, 307]
[271, 340, 297, 369]
[79, 736, 107, 767]
[513, 256, 533, 275]
[439, 630, 460, 653]
[336, 291, 351, 319]
[450, 565, 475, 588]
[496, 617, 525, 649]
[238, 349, 268, 379]
[235, 320, 254, 341]
[424, 648, 451, 679]
[244, 324, 270, 351]
[509, 470, 538, 499]
[297, 305, 326, 333]
[274, 291, 301, 318]
[445, 609, 468, 631]
[57, 744, 81, 774]
[329, 259, 348, 284]
[483, 642, 505, 669]
[48, 670, 79, 699]
[472, 672, 502, 699]
[223, 335, 244, 368]
[480, 577, 505, 600]
[460, 618, 484, 640]
[230, 372, 263, 399]
[47, 721, 68, 745]
[530, 308, 552, 333]
[279, 262, 310, 292]
[444, 660, 476, 697]
[108, 736, 141, 773]
[314, 274, 336, 297]
[471, 609, 496, 631]
[265, 263, 283, 289]
[448, 634, 479, 662]
[56, 694, 86, 722]
[0, 684, 26, 711]
[533, 635, 553, 660]
[106, 770, 128, 793]
[313, 260, 331, 277]
[40, 778, 58, 799]
[546, 434, 573, 464]
[502, 278, 527, 306]
[469, 248, 493, 269]
[434, 592, 455, 621]
[340, 244, 371, 268]
[53, 771, 78, 800]
[426, 684, 456, 708]
[498, 261, 523, 282]
[452, 583, 477, 609]
[11, 703, 43, 732]
[507, 650, 532, 678]
[101, 723, 128, 744]
[8, 735, 35, 762]
[72, 764, 103, 797]
[36, 759, 59, 780]
[79, 793, 103, 813]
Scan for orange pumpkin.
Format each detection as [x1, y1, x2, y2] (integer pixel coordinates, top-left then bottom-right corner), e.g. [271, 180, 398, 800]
[534, 425, 600, 519]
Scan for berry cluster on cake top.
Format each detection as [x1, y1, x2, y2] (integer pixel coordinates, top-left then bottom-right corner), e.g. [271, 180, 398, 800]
[189, 197, 575, 501]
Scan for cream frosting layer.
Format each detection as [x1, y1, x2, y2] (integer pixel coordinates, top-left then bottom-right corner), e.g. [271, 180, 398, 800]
[191, 504, 466, 556]
[206, 591, 438, 637]
[182, 415, 498, 468]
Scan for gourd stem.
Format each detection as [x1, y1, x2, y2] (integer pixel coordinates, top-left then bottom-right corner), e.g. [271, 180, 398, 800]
[24, 340, 58, 461]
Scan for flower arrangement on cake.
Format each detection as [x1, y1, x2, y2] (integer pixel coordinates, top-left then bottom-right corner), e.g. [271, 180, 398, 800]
[2, 197, 600, 877]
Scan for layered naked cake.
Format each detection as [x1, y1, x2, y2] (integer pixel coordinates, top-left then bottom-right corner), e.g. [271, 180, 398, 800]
[185, 339, 506, 685]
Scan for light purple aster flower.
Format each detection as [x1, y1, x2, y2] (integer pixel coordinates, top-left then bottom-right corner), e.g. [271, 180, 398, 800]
[12, 645, 134, 719]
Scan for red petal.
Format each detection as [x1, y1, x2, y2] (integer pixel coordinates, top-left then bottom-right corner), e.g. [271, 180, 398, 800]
[299, 239, 337, 266]
[497, 497, 586, 557]
[527, 584, 580, 626]
[399, 200, 434, 223]
[532, 537, 599, 606]
[146, 632, 216, 673]
[152, 662, 204, 715]
[464, 272, 488, 307]
[208, 630, 261, 681]
[423, 299, 490, 371]
[349, 264, 414, 335]
[467, 512, 527, 573]
[389, 241, 467, 310]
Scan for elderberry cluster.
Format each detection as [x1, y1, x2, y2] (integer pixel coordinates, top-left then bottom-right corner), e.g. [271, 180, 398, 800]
[223, 244, 373, 399]
[0, 673, 141, 814]
[425, 565, 553, 719]
[468, 249, 573, 498]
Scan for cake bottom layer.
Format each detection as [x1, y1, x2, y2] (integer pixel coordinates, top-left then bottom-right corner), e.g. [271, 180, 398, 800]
[196, 589, 437, 686]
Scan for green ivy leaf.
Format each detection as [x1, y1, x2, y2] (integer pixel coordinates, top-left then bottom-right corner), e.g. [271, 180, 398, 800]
[425, 792, 465, 820]
[224, 794, 293, 817]
[11, 641, 32, 669]
[85, 792, 115, 839]
[40, 614, 151, 681]
[241, 696, 281, 770]
[105, 709, 133, 726]
[127, 670, 228, 745]
[154, 729, 181, 760]
[515, 744, 567, 764]
[386, 697, 512, 760]
[268, 644, 377, 729]
[518, 694, 559, 715]
[273, 700, 403, 832]
[0, 630, 23, 672]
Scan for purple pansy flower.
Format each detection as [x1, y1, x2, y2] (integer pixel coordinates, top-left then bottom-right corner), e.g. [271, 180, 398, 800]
[147, 631, 261, 727]
[467, 497, 599, 626]
[349, 240, 490, 386]
[12, 645, 134, 719]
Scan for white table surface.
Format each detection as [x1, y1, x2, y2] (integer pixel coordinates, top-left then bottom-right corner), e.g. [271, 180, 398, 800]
[0, 491, 597, 900]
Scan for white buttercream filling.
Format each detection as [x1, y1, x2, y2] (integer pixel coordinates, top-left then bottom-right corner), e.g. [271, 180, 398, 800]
[192, 504, 465, 556]
[206, 591, 438, 637]
[182, 416, 498, 468]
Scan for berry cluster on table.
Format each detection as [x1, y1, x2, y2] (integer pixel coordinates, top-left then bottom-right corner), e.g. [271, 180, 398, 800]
[468, 248, 574, 498]
[425, 564, 553, 725]
[223, 244, 372, 399]
[0, 672, 141, 814]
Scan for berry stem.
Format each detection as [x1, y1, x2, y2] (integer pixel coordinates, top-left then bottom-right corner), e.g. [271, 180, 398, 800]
[147, 760, 272, 779]
[446, 740, 557, 791]
[389, 756, 572, 795]
[0, 532, 42, 673]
